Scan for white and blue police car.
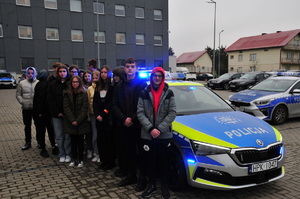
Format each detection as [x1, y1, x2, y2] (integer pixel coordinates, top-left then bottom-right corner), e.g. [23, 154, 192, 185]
[229, 72, 300, 125]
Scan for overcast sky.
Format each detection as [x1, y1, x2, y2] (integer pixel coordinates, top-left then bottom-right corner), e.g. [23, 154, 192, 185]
[168, 0, 300, 56]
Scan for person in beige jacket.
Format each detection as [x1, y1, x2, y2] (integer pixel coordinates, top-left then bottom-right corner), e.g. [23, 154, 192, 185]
[87, 70, 100, 162]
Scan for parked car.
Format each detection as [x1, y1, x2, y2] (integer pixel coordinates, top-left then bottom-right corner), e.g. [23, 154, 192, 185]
[170, 73, 186, 80]
[207, 72, 244, 90]
[229, 74, 300, 125]
[196, 73, 213, 81]
[165, 81, 285, 190]
[228, 72, 271, 91]
[0, 72, 17, 89]
[186, 73, 197, 81]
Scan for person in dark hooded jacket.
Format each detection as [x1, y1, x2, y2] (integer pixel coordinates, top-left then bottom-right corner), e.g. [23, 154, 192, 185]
[137, 67, 176, 199]
[33, 70, 57, 158]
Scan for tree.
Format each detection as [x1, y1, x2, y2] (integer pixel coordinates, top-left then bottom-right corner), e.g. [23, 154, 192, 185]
[169, 47, 175, 56]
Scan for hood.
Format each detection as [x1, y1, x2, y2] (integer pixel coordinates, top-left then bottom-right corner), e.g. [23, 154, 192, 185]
[173, 111, 280, 148]
[25, 66, 37, 79]
[36, 69, 48, 81]
[150, 67, 165, 87]
[229, 90, 279, 102]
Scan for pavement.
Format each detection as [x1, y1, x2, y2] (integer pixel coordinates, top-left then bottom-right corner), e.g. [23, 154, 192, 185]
[1, 88, 300, 199]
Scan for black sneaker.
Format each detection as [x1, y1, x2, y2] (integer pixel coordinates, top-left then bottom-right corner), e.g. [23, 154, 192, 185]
[21, 143, 31, 150]
[52, 146, 59, 155]
[141, 184, 157, 198]
[135, 176, 147, 192]
[161, 184, 170, 199]
[40, 149, 50, 158]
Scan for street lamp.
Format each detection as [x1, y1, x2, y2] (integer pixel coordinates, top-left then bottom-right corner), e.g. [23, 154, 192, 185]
[218, 29, 224, 77]
[207, 0, 216, 78]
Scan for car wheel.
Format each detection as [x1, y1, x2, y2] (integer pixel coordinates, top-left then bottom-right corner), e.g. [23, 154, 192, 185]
[223, 83, 229, 90]
[167, 147, 187, 191]
[271, 105, 288, 125]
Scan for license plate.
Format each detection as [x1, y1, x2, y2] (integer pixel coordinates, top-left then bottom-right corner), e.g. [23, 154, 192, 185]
[249, 160, 278, 173]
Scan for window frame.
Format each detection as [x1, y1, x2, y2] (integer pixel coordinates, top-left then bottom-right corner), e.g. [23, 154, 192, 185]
[93, 1, 104, 14]
[249, 53, 257, 61]
[238, 54, 243, 62]
[94, 31, 105, 43]
[154, 9, 162, 20]
[71, 30, 83, 42]
[115, 5, 125, 16]
[136, 34, 145, 45]
[20, 57, 35, 71]
[18, 26, 33, 39]
[44, 0, 57, 9]
[116, 33, 126, 44]
[135, 7, 144, 19]
[16, 0, 30, 6]
[46, 28, 59, 41]
[154, 35, 162, 46]
[70, 0, 82, 12]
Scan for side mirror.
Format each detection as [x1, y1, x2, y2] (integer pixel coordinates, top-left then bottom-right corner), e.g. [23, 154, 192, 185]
[291, 89, 300, 94]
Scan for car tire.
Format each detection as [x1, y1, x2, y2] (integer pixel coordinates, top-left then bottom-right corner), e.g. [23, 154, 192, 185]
[223, 83, 229, 90]
[271, 105, 288, 125]
[167, 147, 187, 191]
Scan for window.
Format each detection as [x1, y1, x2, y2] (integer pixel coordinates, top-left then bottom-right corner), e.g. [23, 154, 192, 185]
[230, 55, 234, 59]
[93, 2, 104, 14]
[45, 0, 57, 9]
[46, 28, 59, 40]
[115, 5, 125, 16]
[70, 0, 82, 12]
[116, 33, 126, 44]
[0, 24, 3, 37]
[154, 35, 162, 46]
[286, 52, 293, 60]
[94, 31, 105, 43]
[298, 53, 300, 60]
[16, 0, 30, 6]
[116, 59, 125, 66]
[20, 57, 34, 70]
[154, 9, 162, 20]
[136, 34, 145, 45]
[0, 58, 6, 70]
[135, 7, 144, 18]
[72, 59, 84, 69]
[238, 55, 243, 62]
[47, 58, 60, 70]
[71, 30, 83, 42]
[154, 60, 163, 67]
[136, 60, 145, 68]
[18, 26, 33, 39]
[249, 53, 256, 61]
[293, 40, 299, 46]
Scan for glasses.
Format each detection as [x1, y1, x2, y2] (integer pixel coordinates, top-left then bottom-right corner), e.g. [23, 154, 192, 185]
[72, 81, 79, 84]
[125, 65, 136, 69]
[153, 74, 163, 78]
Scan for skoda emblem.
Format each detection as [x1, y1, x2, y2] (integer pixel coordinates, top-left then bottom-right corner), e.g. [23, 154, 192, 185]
[256, 139, 263, 146]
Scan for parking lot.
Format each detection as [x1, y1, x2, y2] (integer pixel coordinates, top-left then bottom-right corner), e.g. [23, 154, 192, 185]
[0, 88, 300, 199]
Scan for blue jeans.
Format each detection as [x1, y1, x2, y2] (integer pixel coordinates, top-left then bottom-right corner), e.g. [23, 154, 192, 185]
[90, 115, 98, 155]
[52, 117, 71, 158]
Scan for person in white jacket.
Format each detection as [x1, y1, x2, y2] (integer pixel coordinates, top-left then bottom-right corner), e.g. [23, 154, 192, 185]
[16, 66, 39, 150]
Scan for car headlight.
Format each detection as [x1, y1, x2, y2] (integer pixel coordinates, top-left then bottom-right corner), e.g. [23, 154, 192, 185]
[253, 98, 274, 106]
[191, 140, 230, 156]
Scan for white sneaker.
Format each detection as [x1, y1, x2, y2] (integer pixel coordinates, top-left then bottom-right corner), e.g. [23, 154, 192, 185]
[69, 161, 75, 167]
[92, 155, 99, 162]
[65, 155, 71, 163]
[59, 157, 65, 163]
[87, 150, 92, 158]
[77, 161, 83, 167]
[97, 158, 100, 163]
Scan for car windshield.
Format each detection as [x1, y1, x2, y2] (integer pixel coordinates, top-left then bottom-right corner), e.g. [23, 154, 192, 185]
[218, 73, 232, 79]
[0, 73, 12, 78]
[170, 85, 233, 115]
[240, 73, 256, 79]
[251, 78, 297, 92]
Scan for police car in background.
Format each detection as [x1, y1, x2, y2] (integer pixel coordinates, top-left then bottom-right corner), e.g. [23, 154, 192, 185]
[137, 70, 285, 190]
[229, 72, 300, 125]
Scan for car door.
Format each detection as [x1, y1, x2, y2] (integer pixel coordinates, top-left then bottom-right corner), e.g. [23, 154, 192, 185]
[289, 81, 300, 117]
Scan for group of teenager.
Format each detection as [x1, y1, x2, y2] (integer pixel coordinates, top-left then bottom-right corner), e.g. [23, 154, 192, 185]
[16, 57, 176, 199]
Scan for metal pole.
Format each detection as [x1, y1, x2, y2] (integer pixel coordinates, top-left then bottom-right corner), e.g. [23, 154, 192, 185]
[207, 0, 216, 78]
[96, 0, 100, 68]
[218, 30, 224, 77]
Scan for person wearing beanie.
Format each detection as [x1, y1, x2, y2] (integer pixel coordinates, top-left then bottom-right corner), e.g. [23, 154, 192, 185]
[33, 70, 58, 157]
[137, 67, 176, 199]
[16, 66, 39, 150]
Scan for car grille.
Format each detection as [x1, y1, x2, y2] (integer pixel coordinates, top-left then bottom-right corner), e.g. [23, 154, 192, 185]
[230, 101, 250, 107]
[233, 144, 282, 164]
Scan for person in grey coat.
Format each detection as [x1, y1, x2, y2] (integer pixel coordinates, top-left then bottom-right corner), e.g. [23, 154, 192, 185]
[137, 67, 176, 199]
[16, 66, 39, 150]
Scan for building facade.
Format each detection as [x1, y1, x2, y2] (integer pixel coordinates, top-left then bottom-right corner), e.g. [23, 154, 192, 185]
[225, 29, 300, 72]
[176, 51, 212, 73]
[0, 0, 169, 73]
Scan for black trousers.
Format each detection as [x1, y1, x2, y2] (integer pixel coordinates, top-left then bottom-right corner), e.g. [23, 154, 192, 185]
[70, 134, 85, 162]
[22, 109, 37, 143]
[35, 113, 56, 149]
[142, 139, 172, 185]
[96, 121, 115, 166]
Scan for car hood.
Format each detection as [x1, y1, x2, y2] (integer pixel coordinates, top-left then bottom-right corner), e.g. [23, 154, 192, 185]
[229, 90, 279, 102]
[173, 111, 281, 149]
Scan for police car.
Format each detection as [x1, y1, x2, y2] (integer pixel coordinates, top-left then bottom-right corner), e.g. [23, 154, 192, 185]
[162, 81, 285, 190]
[229, 73, 300, 125]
